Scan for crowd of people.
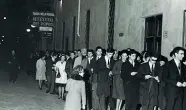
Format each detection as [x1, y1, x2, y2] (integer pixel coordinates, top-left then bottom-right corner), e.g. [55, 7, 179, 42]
[20, 46, 186, 110]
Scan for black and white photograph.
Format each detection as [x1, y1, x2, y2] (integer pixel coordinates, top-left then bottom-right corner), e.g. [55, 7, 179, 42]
[1, 0, 186, 110]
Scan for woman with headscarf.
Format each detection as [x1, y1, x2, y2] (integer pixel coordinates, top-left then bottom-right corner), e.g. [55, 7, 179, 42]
[64, 65, 86, 110]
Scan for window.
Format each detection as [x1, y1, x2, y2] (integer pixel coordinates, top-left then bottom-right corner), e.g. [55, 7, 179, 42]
[62, 21, 65, 50]
[144, 15, 163, 54]
[65, 37, 69, 52]
[72, 16, 76, 50]
[85, 10, 90, 49]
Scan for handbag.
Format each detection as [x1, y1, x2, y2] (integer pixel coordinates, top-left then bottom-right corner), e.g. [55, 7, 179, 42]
[56, 70, 61, 78]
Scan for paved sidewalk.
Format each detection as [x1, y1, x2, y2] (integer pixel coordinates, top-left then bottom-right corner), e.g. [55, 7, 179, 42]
[0, 70, 64, 110]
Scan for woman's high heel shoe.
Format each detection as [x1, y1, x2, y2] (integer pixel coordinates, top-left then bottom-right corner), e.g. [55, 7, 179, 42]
[39, 86, 42, 90]
[58, 96, 62, 99]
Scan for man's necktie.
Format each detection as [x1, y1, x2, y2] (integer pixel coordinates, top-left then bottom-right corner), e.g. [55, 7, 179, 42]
[88, 58, 91, 64]
[151, 64, 154, 74]
[149, 64, 154, 93]
[108, 59, 110, 68]
[96, 57, 99, 61]
[178, 63, 181, 75]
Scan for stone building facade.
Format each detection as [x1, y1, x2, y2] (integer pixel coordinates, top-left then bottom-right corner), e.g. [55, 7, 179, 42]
[54, 0, 186, 58]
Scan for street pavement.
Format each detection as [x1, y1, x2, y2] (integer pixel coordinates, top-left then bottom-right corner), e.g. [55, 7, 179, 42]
[0, 69, 64, 110]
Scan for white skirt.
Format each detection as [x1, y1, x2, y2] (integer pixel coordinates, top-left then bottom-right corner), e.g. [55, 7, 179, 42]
[55, 73, 67, 84]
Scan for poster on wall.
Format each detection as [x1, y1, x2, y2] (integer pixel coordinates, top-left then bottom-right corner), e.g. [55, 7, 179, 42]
[32, 12, 55, 38]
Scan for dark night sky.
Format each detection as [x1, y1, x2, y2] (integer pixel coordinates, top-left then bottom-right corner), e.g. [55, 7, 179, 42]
[0, 0, 53, 65]
[0, 0, 32, 57]
[0, 0, 54, 53]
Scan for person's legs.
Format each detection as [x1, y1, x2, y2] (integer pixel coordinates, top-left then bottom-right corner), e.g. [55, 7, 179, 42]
[92, 82, 99, 110]
[116, 99, 120, 110]
[87, 82, 92, 110]
[124, 85, 132, 110]
[50, 71, 56, 93]
[9, 72, 13, 82]
[165, 97, 175, 110]
[174, 94, 183, 110]
[39, 80, 43, 90]
[109, 85, 116, 110]
[99, 97, 106, 110]
[58, 86, 62, 99]
[46, 75, 51, 93]
[118, 99, 123, 110]
[61, 86, 65, 99]
[12, 72, 18, 83]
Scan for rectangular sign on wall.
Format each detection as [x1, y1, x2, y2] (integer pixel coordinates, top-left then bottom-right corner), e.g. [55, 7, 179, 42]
[32, 12, 55, 28]
[32, 12, 55, 38]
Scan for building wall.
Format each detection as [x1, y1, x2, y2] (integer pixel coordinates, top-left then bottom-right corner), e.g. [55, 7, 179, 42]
[57, 0, 186, 58]
[114, 0, 186, 57]
[61, 0, 109, 51]
[53, 0, 63, 51]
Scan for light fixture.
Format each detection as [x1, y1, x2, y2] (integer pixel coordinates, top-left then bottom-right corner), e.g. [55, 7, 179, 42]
[26, 29, 31, 32]
[3, 17, 6, 20]
[31, 24, 36, 28]
[2, 40, 3, 42]
[2, 36, 4, 38]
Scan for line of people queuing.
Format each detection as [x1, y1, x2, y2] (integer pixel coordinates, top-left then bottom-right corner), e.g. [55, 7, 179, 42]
[34, 46, 186, 110]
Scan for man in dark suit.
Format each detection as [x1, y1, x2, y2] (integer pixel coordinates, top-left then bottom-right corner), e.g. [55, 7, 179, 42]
[83, 49, 94, 110]
[8, 50, 20, 83]
[65, 52, 73, 78]
[163, 47, 186, 110]
[138, 53, 161, 110]
[97, 48, 114, 110]
[121, 49, 140, 110]
[91, 46, 103, 110]
[70, 51, 75, 65]
[46, 52, 57, 94]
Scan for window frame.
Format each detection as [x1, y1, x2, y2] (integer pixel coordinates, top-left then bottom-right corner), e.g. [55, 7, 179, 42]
[144, 14, 163, 54]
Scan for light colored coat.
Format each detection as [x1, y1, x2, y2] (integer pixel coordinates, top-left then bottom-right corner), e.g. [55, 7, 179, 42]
[73, 56, 87, 69]
[73, 56, 82, 68]
[36, 59, 46, 80]
[64, 78, 86, 110]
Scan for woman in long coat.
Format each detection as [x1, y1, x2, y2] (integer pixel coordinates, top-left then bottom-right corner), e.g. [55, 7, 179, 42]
[36, 52, 46, 90]
[64, 65, 86, 110]
[112, 50, 128, 110]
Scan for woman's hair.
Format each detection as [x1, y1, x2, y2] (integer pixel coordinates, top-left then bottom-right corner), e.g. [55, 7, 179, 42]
[159, 55, 168, 62]
[39, 51, 46, 58]
[56, 54, 66, 61]
[119, 49, 129, 56]
[96, 46, 102, 51]
[128, 49, 137, 55]
[71, 65, 84, 80]
[60, 54, 66, 60]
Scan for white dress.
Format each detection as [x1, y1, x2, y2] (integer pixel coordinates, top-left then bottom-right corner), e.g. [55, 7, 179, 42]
[55, 61, 67, 84]
[36, 59, 46, 80]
